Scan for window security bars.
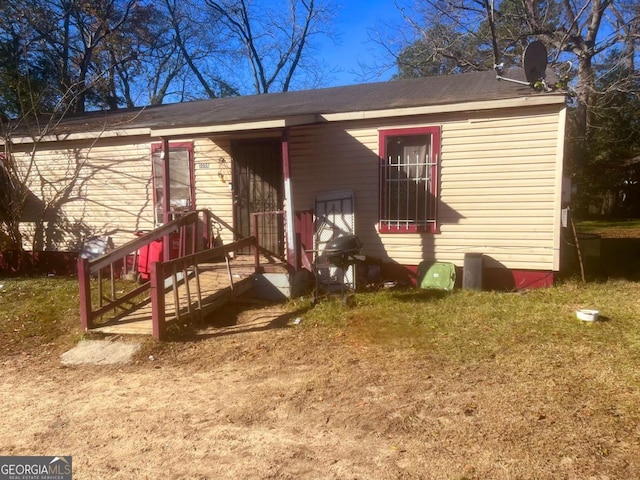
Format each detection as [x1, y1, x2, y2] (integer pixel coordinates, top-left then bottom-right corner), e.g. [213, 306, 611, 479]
[380, 133, 438, 232]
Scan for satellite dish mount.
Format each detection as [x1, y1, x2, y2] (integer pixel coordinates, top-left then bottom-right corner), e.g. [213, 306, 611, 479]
[496, 40, 550, 90]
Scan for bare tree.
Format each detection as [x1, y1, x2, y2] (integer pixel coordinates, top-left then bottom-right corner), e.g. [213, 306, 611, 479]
[385, 1, 638, 157]
[0, 0, 164, 113]
[202, 0, 335, 94]
[161, 0, 239, 100]
[523, 1, 638, 146]
[373, 1, 640, 216]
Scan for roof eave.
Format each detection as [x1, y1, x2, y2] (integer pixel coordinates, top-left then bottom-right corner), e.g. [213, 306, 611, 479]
[5, 127, 151, 145]
[152, 94, 566, 137]
[150, 114, 319, 138]
[319, 94, 566, 122]
[2, 93, 566, 145]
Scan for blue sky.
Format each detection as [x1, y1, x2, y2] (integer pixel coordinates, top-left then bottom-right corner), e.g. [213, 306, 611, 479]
[317, 0, 408, 87]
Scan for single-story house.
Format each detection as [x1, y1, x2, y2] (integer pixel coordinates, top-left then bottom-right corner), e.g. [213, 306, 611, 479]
[2, 69, 567, 289]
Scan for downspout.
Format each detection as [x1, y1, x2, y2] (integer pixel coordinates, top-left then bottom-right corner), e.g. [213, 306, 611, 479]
[161, 137, 171, 261]
[282, 128, 296, 270]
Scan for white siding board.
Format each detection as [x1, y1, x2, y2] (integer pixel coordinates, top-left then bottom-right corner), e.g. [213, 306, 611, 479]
[14, 101, 564, 276]
[443, 173, 556, 184]
[442, 157, 556, 168]
[443, 163, 555, 175]
[454, 112, 561, 129]
[441, 224, 553, 234]
[290, 124, 379, 214]
[24, 136, 243, 250]
[443, 190, 555, 202]
[380, 231, 553, 245]
[291, 104, 564, 272]
[193, 138, 235, 245]
[444, 202, 553, 211]
[381, 250, 554, 267]
[445, 128, 558, 142]
[445, 122, 558, 137]
[443, 148, 557, 159]
[552, 106, 567, 270]
[442, 135, 556, 155]
[17, 138, 154, 250]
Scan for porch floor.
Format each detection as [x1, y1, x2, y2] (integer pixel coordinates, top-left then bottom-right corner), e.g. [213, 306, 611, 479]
[89, 255, 288, 337]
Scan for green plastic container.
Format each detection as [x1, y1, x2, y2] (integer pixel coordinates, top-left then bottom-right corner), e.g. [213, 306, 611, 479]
[418, 261, 456, 291]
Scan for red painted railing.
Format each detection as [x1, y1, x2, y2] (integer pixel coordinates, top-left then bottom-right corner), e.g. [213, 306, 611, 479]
[251, 211, 286, 269]
[78, 209, 303, 339]
[78, 210, 216, 333]
[149, 236, 258, 339]
[250, 209, 315, 271]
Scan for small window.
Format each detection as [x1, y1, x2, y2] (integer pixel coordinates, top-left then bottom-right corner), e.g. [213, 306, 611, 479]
[379, 127, 440, 233]
[151, 143, 194, 225]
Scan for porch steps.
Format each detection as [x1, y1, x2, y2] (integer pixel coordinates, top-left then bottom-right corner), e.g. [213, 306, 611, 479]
[88, 255, 291, 337]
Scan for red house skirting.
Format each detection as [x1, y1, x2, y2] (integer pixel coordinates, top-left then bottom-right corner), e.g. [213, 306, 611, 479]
[380, 262, 554, 291]
[2, 249, 556, 291]
[0, 251, 79, 276]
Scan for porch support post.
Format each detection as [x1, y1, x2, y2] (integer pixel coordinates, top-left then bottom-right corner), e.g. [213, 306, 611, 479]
[161, 136, 171, 261]
[78, 257, 92, 331]
[203, 209, 212, 249]
[282, 128, 296, 270]
[150, 260, 166, 340]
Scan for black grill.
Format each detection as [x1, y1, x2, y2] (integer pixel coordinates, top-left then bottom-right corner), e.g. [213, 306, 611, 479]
[323, 235, 363, 269]
[313, 235, 365, 305]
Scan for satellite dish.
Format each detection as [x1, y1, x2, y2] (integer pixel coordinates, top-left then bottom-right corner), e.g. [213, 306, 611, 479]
[523, 40, 548, 83]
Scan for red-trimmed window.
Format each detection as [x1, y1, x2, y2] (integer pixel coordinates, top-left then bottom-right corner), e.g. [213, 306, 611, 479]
[379, 126, 440, 233]
[151, 142, 194, 225]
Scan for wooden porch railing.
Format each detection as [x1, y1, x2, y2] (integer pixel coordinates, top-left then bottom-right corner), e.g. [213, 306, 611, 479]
[78, 210, 236, 335]
[78, 208, 303, 340]
[251, 210, 286, 268]
[149, 235, 257, 339]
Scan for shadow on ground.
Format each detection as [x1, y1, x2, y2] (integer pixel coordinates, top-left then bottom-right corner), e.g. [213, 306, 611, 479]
[167, 298, 312, 342]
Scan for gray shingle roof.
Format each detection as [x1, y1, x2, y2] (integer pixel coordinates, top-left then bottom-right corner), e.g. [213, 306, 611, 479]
[11, 69, 562, 136]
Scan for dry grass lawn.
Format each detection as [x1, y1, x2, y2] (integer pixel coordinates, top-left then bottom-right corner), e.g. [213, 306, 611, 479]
[0, 277, 639, 479]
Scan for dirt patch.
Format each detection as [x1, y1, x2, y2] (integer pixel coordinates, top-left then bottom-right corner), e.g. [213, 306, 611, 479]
[1, 302, 639, 479]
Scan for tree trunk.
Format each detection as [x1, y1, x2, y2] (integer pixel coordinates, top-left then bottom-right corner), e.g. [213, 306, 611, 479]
[573, 55, 594, 169]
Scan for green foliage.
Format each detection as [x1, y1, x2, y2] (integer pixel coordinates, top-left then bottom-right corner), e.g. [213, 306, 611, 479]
[300, 281, 640, 372]
[0, 0, 166, 115]
[570, 59, 640, 217]
[392, 0, 562, 80]
[394, 23, 495, 78]
[392, 1, 640, 219]
[0, 0, 335, 116]
[0, 277, 82, 356]
[0, 2, 61, 118]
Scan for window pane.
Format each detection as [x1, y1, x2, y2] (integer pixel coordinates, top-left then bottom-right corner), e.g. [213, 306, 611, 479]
[152, 147, 192, 224]
[383, 134, 432, 229]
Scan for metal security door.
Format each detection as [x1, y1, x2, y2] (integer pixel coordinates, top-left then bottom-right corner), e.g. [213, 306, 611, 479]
[232, 139, 284, 255]
[314, 190, 356, 289]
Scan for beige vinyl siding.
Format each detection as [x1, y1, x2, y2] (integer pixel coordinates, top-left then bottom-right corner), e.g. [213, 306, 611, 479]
[289, 123, 379, 208]
[192, 137, 235, 245]
[11, 99, 564, 275]
[16, 137, 154, 251]
[290, 105, 564, 271]
[15, 135, 244, 252]
[438, 110, 561, 270]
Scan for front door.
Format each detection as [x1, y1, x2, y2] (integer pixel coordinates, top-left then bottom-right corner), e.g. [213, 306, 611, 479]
[232, 139, 284, 256]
